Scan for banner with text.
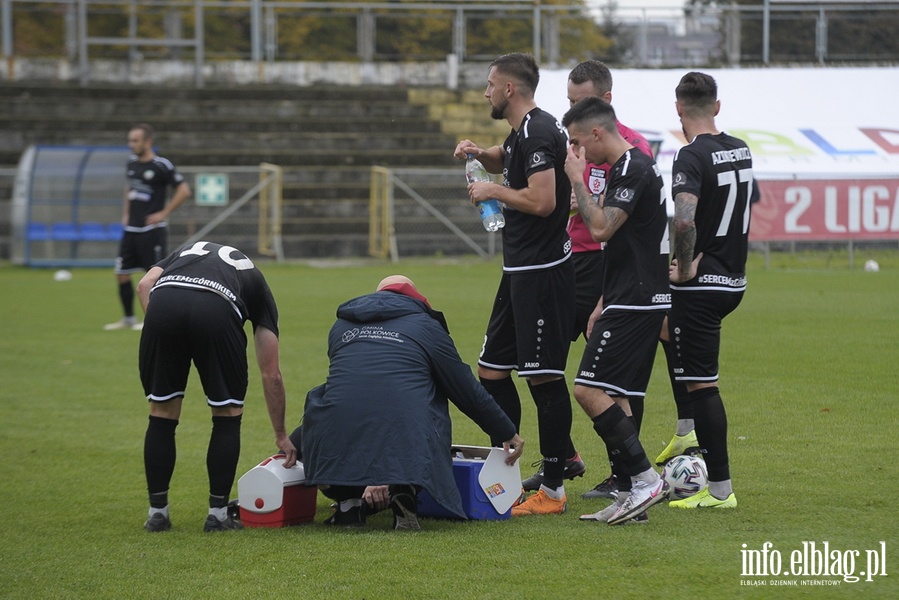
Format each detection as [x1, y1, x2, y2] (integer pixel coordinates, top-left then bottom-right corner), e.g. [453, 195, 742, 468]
[751, 177, 899, 241]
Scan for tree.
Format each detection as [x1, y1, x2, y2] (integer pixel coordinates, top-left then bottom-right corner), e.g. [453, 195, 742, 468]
[7, 1, 611, 64]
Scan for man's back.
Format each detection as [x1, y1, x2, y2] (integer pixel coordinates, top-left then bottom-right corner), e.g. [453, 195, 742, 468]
[672, 132, 753, 285]
[151, 241, 278, 330]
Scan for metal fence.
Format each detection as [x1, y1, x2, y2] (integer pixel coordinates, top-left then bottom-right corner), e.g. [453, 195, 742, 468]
[369, 166, 899, 266]
[2, 1, 898, 87]
[369, 166, 499, 262]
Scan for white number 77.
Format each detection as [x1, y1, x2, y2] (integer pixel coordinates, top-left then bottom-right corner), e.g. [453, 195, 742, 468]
[716, 168, 753, 237]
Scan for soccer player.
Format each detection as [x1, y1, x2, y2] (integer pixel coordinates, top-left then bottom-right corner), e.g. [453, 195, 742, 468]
[667, 72, 753, 509]
[454, 53, 576, 516]
[137, 241, 297, 532]
[562, 97, 670, 525]
[105, 123, 191, 331]
[560, 60, 697, 503]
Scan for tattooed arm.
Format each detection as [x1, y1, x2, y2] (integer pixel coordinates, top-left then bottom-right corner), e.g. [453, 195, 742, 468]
[670, 191, 700, 283]
[571, 177, 628, 242]
[564, 143, 628, 242]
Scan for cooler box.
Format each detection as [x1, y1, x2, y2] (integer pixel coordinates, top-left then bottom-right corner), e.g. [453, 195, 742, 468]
[237, 454, 317, 527]
[417, 445, 516, 521]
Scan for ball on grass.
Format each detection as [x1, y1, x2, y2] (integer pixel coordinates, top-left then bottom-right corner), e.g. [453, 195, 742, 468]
[864, 260, 880, 272]
[53, 269, 73, 282]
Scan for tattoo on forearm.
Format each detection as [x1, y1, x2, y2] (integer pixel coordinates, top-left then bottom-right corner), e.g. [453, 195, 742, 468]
[673, 192, 699, 270]
[575, 182, 597, 226]
[604, 206, 623, 232]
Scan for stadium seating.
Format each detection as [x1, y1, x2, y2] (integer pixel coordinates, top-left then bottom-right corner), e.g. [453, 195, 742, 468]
[50, 222, 80, 241]
[79, 222, 108, 241]
[26, 222, 50, 241]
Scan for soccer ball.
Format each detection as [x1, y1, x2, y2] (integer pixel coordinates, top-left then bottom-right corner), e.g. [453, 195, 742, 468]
[864, 259, 880, 272]
[661, 454, 708, 499]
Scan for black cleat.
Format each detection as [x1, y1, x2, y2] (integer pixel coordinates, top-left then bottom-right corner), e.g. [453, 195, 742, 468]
[521, 454, 587, 492]
[323, 502, 367, 528]
[203, 515, 244, 532]
[581, 474, 619, 500]
[144, 512, 171, 532]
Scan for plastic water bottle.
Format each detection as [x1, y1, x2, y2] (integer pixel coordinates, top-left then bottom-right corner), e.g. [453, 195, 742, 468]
[465, 154, 505, 232]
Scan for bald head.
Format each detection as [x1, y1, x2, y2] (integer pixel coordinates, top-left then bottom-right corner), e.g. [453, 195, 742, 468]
[376, 275, 416, 291]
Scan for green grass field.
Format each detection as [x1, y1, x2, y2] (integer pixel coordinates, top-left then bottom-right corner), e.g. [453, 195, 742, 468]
[1, 250, 897, 598]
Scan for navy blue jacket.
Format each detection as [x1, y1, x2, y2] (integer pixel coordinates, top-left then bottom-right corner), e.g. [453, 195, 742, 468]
[300, 290, 516, 517]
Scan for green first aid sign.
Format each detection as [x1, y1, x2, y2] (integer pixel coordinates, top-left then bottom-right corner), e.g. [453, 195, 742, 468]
[195, 173, 229, 206]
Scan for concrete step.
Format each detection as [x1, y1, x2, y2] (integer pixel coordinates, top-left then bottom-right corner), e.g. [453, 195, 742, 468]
[0, 116, 443, 135]
[0, 96, 432, 119]
[0, 83, 411, 103]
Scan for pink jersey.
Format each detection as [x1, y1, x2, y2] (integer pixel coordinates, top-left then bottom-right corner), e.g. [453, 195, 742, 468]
[568, 121, 654, 253]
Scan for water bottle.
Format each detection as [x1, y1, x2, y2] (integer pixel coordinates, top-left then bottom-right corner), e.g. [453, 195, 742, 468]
[465, 154, 505, 232]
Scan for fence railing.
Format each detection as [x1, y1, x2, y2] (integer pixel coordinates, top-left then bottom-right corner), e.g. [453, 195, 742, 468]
[369, 166, 499, 262]
[368, 166, 899, 264]
[2, 1, 898, 87]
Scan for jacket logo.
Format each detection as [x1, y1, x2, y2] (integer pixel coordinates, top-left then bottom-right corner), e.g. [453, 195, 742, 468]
[341, 328, 359, 342]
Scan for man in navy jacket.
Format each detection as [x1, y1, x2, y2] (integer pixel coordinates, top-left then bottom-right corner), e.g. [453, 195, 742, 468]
[296, 275, 524, 530]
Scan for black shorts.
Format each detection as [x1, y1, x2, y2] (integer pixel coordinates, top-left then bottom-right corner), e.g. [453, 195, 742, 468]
[478, 262, 575, 378]
[571, 250, 604, 341]
[574, 309, 666, 397]
[139, 287, 249, 407]
[115, 228, 167, 274]
[668, 289, 744, 383]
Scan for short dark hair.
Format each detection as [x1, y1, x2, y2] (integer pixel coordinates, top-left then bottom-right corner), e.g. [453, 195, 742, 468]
[490, 53, 540, 96]
[675, 72, 717, 115]
[131, 123, 155, 140]
[562, 96, 618, 134]
[568, 60, 613, 96]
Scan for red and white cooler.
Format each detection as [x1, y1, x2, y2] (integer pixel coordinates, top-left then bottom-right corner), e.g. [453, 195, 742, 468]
[237, 455, 318, 527]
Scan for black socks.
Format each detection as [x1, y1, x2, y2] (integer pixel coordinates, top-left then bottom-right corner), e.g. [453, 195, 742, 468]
[690, 386, 730, 481]
[144, 415, 178, 508]
[480, 376, 521, 446]
[529, 378, 573, 488]
[118, 280, 135, 318]
[207, 414, 242, 501]
[592, 403, 651, 478]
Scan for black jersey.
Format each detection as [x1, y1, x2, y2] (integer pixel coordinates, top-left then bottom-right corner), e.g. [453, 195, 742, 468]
[601, 149, 670, 312]
[500, 107, 572, 272]
[125, 155, 185, 232]
[671, 132, 753, 292]
[151, 241, 279, 335]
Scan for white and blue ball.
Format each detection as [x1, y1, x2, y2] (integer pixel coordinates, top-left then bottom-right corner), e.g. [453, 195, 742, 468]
[661, 454, 709, 499]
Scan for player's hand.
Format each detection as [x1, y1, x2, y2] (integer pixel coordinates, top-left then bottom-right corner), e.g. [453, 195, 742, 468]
[565, 144, 587, 183]
[467, 181, 494, 205]
[669, 252, 704, 284]
[363, 485, 390, 511]
[454, 139, 481, 160]
[275, 433, 298, 468]
[586, 296, 603, 339]
[145, 211, 167, 225]
[502, 433, 525, 465]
